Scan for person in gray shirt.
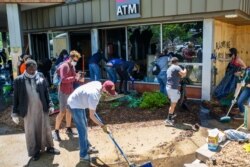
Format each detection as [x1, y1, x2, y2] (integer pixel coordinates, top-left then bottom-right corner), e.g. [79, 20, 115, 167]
[165, 57, 187, 126]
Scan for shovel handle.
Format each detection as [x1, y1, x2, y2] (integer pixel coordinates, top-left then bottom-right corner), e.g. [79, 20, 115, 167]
[94, 113, 132, 165]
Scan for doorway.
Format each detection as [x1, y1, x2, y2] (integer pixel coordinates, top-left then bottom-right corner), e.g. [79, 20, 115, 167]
[70, 32, 91, 76]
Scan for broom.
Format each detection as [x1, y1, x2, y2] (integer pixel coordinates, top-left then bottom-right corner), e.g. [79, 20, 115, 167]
[220, 69, 249, 122]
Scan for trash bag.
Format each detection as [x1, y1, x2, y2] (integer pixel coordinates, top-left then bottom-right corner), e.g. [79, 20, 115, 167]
[224, 129, 250, 141]
[214, 64, 239, 99]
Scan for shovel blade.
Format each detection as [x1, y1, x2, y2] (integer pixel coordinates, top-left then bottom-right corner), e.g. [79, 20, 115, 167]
[139, 162, 153, 167]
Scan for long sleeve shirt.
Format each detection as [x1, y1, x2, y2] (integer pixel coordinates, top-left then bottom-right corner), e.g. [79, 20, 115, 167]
[89, 52, 107, 64]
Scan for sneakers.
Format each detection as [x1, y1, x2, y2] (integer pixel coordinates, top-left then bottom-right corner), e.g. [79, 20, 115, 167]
[46, 147, 60, 155]
[32, 151, 40, 161]
[80, 155, 93, 163]
[164, 119, 174, 126]
[233, 113, 244, 120]
[53, 130, 61, 141]
[66, 127, 77, 135]
[88, 146, 99, 154]
[170, 113, 177, 119]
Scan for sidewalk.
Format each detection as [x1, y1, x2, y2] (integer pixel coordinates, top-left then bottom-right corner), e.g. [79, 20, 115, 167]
[0, 121, 207, 167]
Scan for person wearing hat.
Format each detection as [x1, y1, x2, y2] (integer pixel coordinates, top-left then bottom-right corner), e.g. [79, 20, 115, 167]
[67, 80, 116, 163]
[165, 57, 187, 126]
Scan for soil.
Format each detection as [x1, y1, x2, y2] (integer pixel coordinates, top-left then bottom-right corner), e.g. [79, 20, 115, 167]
[0, 98, 204, 167]
[0, 99, 200, 133]
[1, 96, 248, 167]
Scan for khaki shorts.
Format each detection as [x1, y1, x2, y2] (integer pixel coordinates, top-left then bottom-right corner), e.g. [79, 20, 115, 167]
[166, 86, 180, 103]
[58, 91, 70, 112]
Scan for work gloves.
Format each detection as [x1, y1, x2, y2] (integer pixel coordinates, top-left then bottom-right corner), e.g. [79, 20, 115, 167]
[232, 99, 237, 105]
[49, 107, 54, 115]
[12, 116, 19, 125]
[101, 125, 110, 134]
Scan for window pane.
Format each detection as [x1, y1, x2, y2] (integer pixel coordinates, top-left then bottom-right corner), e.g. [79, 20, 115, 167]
[99, 28, 126, 79]
[128, 25, 161, 82]
[162, 22, 203, 63]
[179, 64, 202, 86]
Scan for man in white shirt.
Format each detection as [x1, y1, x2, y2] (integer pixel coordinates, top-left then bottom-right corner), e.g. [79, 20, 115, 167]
[67, 80, 116, 163]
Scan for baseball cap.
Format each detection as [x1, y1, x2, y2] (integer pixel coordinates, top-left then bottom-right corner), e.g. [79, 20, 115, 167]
[102, 80, 116, 96]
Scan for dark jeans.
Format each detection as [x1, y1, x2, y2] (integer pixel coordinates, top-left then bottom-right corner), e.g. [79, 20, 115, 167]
[116, 67, 129, 93]
[237, 87, 250, 113]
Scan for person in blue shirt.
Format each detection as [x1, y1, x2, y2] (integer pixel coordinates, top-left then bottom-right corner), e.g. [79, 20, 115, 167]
[115, 60, 138, 94]
[88, 49, 107, 81]
[105, 58, 124, 83]
[155, 49, 170, 95]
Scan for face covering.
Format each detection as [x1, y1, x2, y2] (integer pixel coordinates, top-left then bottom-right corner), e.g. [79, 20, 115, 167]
[71, 61, 77, 66]
[24, 70, 37, 79]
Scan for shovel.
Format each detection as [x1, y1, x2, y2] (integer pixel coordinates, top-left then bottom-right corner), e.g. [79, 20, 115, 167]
[94, 113, 153, 167]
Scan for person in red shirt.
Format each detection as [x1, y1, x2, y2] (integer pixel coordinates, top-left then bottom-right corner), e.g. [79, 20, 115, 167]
[53, 50, 83, 141]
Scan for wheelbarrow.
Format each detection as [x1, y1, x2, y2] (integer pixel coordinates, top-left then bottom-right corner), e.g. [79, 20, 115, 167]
[95, 113, 153, 167]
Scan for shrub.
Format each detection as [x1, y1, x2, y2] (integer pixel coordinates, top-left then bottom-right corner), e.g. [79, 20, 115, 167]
[118, 93, 142, 108]
[139, 92, 169, 109]
[110, 101, 122, 108]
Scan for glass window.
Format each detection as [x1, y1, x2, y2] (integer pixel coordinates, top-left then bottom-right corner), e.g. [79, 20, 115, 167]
[48, 32, 68, 59]
[162, 22, 203, 86]
[127, 25, 161, 82]
[99, 28, 126, 79]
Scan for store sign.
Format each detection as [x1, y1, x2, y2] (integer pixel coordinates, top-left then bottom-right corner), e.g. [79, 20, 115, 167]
[116, 0, 141, 19]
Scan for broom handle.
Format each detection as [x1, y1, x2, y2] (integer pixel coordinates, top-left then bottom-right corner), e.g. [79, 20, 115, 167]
[226, 85, 242, 117]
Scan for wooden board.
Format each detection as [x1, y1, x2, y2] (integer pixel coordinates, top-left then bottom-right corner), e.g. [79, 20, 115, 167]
[101, 94, 125, 102]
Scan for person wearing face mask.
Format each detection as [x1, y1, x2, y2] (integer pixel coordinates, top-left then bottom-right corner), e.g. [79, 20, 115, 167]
[11, 59, 60, 161]
[214, 48, 246, 99]
[53, 50, 82, 141]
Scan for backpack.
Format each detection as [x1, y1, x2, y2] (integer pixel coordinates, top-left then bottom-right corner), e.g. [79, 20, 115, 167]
[152, 63, 161, 75]
[52, 65, 61, 86]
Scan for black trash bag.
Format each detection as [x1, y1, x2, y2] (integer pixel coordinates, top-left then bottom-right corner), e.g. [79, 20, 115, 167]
[214, 64, 240, 99]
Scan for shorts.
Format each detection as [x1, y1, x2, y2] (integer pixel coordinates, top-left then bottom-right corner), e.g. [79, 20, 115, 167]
[166, 86, 180, 103]
[58, 91, 70, 112]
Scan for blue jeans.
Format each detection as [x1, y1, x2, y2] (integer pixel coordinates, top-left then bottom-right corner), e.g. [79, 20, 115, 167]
[68, 107, 89, 158]
[105, 66, 117, 83]
[237, 87, 250, 113]
[89, 63, 101, 81]
[157, 71, 167, 95]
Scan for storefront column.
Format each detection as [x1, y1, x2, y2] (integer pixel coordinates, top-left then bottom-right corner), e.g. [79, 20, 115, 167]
[91, 29, 99, 54]
[6, 4, 23, 78]
[202, 19, 214, 100]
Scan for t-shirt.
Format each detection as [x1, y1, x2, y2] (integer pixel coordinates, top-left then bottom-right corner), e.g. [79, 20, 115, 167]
[67, 81, 102, 110]
[167, 64, 182, 89]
